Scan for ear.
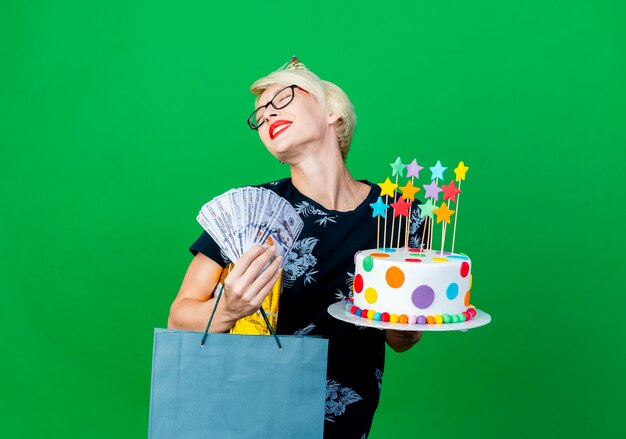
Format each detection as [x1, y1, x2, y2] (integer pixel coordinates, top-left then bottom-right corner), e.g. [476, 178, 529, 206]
[327, 112, 340, 125]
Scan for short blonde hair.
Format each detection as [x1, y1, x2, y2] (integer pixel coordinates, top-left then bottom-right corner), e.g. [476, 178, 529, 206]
[250, 69, 356, 161]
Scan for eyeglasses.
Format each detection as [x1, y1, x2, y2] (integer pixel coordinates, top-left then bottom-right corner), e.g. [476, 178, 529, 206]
[247, 84, 308, 130]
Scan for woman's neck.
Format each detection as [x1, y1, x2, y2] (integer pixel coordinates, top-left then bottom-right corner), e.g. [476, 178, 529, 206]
[289, 153, 370, 212]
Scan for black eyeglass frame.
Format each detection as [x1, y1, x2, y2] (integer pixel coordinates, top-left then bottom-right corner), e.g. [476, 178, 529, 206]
[247, 84, 306, 130]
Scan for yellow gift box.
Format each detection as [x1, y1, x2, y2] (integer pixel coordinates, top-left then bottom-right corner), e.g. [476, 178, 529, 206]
[214, 264, 282, 335]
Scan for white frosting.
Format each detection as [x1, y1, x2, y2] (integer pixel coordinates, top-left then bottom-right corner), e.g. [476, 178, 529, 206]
[353, 249, 472, 318]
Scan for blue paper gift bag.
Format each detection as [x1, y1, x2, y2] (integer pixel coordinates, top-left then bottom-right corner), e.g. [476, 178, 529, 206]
[148, 328, 328, 439]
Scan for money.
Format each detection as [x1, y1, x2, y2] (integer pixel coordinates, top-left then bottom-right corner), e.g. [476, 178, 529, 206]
[197, 187, 303, 266]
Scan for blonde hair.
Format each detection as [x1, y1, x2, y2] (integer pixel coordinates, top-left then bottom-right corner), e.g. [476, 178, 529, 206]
[250, 69, 356, 161]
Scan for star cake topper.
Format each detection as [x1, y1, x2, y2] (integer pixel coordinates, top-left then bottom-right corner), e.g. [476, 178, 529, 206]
[399, 180, 420, 201]
[369, 197, 389, 218]
[390, 157, 407, 178]
[390, 197, 411, 217]
[433, 202, 455, 224]
[454, 161, 469, 181]
[406, 159, 424, 179]
[430, 160, 447, 181]
[441, 180, 462, 203]
[378, 177, 398, 197]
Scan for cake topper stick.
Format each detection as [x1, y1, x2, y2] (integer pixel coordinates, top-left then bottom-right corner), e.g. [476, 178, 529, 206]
[399, 177, 420, 248]
[428, 161, 447, 252]
[391, 197, 411, 248]
[391, 178, 397, 248]
[369, 196, 389, 250]
[405, 208, 410, 248]
[441, 222, 446, 255]
[389, 157, 406, 249]
[451, 188, 459, 252]
[428, 211, 435, 250]
[430, 179, 437, 251]
[451, 161, 469, 253]
[382, 202, 388, 249]
[378, 178, 397, 250]
[396, 215, 402, 249]
[417, 199, 435, 252]
[441, 180, 462, 253]
[433, 201, 455, 254]
[377, 214, 381, 249]
[405, 160, 423, 248]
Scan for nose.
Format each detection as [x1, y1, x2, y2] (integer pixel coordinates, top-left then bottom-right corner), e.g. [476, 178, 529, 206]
[263, 107, 279, 124]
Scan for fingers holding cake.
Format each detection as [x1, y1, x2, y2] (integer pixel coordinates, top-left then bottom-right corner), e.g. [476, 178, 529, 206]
[385, 329, 422, 353]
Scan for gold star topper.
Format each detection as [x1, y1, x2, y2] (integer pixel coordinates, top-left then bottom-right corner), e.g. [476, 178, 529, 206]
[454, 161, 469, 182]
[433, 201, 455, 224]
[378, 177, 398, 197]
[399, 180, 421, 201]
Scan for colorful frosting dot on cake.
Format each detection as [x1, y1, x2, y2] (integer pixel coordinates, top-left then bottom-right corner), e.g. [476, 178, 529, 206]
[464, 290, 471, 306]
[374, 312, 382, 321]
[447, 255, 468, 260]
[459, 313, 467, 322]
[460, 261, 470, 277]
[353, 274, 364, 293]
[405, 258, 422, 262]
[411, 285, 435, 309]
[350, 305, 358, 314]
[442, 314, 451, 323]
[434, 314, 444, 324]
[365, 287, 378, 304]
[432, 257, 448, 262]
[408, 315, 417, 324]
[399, 314, 408, 324]
[361, 309, 368, 318]
[417, 315, 427, 324]
[370, 253, 390, 258]
[452, 314, 460, 323]
[381, 312, 390, 322]
[470, 274, 473, 288]
[367, 310, 375, 320]
[446, 282, 459, 300]
[385, 266, 405, 288]
[390, 314, 399, 323]
[426, 316, 435, 324]
[362, 256, 374, 272]
[382, 248, 397, 253]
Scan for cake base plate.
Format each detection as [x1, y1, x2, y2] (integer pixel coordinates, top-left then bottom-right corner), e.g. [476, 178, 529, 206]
[327, 301, 491, 332]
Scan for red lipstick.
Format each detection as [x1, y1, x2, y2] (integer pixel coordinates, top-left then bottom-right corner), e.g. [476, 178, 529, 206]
[269, 120, 292, 140]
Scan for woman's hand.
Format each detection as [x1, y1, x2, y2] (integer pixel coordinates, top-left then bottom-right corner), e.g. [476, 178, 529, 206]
[385, 330, 422, 353]
[221, 245, 283, 322]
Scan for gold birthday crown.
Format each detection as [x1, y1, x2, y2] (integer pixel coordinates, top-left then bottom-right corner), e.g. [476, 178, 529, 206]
[280, 55, 308, 71]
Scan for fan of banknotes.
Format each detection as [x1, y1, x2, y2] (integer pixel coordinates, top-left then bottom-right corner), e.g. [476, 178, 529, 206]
[197, 187, 303, 266]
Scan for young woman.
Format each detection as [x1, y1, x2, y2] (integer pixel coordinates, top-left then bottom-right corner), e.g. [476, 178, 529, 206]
[168, 58, 422, 438]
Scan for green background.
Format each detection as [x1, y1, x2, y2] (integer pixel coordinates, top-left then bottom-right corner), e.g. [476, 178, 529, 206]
[2, 0, 624, 437]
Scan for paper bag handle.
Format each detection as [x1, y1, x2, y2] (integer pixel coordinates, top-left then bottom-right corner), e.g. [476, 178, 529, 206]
[200, 266, 282, 349]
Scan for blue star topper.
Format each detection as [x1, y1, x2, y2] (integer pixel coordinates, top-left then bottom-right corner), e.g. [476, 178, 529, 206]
[430, 160, 447, 181]
[370, 196, 389, 218]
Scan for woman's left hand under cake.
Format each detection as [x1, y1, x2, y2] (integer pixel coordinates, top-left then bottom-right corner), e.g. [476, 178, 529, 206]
[385, 329, 422, 352]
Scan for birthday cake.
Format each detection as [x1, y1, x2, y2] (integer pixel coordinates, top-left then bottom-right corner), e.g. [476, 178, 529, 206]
[344, 158, 481, 325]
[348, 248, 476, 324]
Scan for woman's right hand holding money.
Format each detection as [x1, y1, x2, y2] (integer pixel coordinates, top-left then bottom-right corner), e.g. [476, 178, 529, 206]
[221, 244, 282, 322]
